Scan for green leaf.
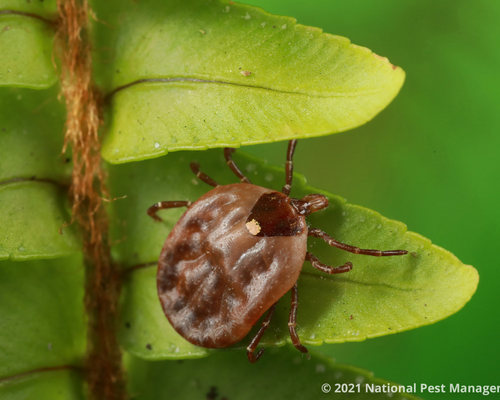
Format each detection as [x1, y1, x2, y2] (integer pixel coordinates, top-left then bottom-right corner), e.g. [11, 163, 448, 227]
[125, 346, 422, 400]
[0, 182, 81, 260]
[0, 369, 85, 400]
[108, 150, 477, 359]
[0, 1, 57, 19]
[0, 255, 85, 379]
[93, 0, 404, 164]
[0, 3, 58, 89]
[0, 87, 70, 182]
[0, 88, 80, 261]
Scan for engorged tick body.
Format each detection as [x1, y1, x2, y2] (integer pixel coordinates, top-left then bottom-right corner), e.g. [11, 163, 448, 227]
[148, 140, 408, 363]
[157, 184, 308, 349]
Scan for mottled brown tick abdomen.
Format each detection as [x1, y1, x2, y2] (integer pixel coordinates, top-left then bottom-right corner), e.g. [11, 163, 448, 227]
[157, 183, 308, 348]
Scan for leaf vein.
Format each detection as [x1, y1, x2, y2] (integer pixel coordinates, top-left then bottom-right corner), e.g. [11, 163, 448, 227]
[300, 271, 420, 292]
[106, 78, 383, 100]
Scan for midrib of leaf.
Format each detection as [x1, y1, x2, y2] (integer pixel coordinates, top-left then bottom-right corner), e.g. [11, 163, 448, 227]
[300, 270, 419, 292]
[107, 77, 390, 99]
[0, 366, 81, 386]
[0, 177, 65, 187]
[0, 10, 57, 25]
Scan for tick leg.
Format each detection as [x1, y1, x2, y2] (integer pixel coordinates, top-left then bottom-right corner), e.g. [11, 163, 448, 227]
[190, 162, 220, 187]
[147, 201, 192, 222]
[306, 252, 353, 274]
[288, 281, 310, 359]
[282, 139, 298, 196]
[308, 228, 408, 257]
[247, 301, 278, 363]
[224, 148, 251, 184]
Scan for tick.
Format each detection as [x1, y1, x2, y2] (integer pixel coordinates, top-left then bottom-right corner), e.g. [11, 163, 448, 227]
[148, 140, 408, 363]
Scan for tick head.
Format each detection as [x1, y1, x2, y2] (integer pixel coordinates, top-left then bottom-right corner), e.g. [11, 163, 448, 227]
[291, 194, 329, 217]
[246, 191, 304, 237]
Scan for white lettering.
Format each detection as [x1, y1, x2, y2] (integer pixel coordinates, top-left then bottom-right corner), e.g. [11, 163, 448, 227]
[450, 384, 460, 393]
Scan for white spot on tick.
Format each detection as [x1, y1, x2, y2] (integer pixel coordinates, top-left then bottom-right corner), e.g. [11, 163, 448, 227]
[246, 219, 261, 235]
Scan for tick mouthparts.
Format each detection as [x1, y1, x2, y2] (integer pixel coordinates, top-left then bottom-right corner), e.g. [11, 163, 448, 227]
[291, 194, 329, 216]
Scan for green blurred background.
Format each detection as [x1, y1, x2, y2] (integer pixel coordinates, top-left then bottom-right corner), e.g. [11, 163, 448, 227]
[242, 0, 499, 397]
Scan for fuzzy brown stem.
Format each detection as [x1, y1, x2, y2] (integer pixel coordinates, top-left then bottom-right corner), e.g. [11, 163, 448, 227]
[56, 1, 127, 399]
